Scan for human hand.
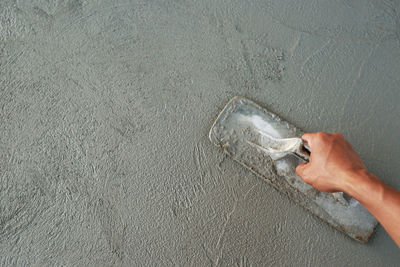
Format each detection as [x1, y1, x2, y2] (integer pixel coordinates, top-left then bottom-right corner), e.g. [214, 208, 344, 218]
[296, 132, 367, 193]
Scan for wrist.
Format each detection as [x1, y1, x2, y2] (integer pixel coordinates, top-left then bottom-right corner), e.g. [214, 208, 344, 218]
[342, 169, 384, 203]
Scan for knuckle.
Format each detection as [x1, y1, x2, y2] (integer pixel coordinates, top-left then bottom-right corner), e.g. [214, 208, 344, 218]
[315, 132, 328, 143]
[303, 132, 313, 139]
[333, 132, 344, 138]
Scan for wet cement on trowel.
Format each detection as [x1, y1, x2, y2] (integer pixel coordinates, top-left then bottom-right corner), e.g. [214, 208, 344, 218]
[1, 0, 400, 265]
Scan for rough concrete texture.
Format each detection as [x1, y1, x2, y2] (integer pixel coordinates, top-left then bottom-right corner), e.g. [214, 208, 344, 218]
[0, 0, 399, 265]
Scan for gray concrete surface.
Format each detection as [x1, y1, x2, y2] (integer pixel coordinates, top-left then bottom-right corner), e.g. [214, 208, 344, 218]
[1, 0, 399, 265]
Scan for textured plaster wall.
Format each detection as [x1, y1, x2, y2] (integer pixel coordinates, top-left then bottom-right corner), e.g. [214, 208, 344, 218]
[1, 0, 400, 265]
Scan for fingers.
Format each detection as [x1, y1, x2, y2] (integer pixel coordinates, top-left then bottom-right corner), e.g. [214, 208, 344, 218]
[296, 163, 314, 186]
[301, 133, 313, 143]
[296, 162, 308, 178]
[301, 132, 318, 147]
[302, 132, 330, 147]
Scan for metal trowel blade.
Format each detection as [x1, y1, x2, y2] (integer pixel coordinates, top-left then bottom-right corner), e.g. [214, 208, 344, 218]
[209, 96, 377, 243]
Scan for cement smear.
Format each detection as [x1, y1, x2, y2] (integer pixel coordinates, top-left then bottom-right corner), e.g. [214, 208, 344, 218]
[1, 0, 400, 265]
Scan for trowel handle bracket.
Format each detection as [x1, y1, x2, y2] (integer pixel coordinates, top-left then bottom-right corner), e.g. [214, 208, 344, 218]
[294, 140, 311, 162]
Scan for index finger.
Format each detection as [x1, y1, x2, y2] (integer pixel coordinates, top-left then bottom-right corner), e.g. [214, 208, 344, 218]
[301, 133, 316, 146]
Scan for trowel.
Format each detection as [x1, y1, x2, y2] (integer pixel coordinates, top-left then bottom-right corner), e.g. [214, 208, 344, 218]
[209, 96, 378, 242]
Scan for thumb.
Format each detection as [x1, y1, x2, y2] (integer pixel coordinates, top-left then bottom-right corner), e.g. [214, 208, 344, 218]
[296, 162, 309, 178]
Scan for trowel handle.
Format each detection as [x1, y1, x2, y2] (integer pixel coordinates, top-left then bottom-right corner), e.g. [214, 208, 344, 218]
[295, 140, 311, 162]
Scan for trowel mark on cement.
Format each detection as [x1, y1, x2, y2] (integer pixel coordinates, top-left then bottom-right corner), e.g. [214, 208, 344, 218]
[0, 147, 49, 242]
[201, 195, 238, 266]
[194, 141, 224, 189]
[375, 0, 400, 46]
[95, 198, 127, 261]
[110, 112, 147, 142]
[261, 0, 399, 43]
[0, 186, 45, 241]
[106, 95, 149, 143]
[236, 255, 252, 267]
[171, 142, 210, 218]
[338, 42, 379, 130]
[193, 142, 206, 184]
[299, 39, 332, 74]
[204, 185, 256, 266]
[219, 37, 285, 92]
[171, 180, 207, 220]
